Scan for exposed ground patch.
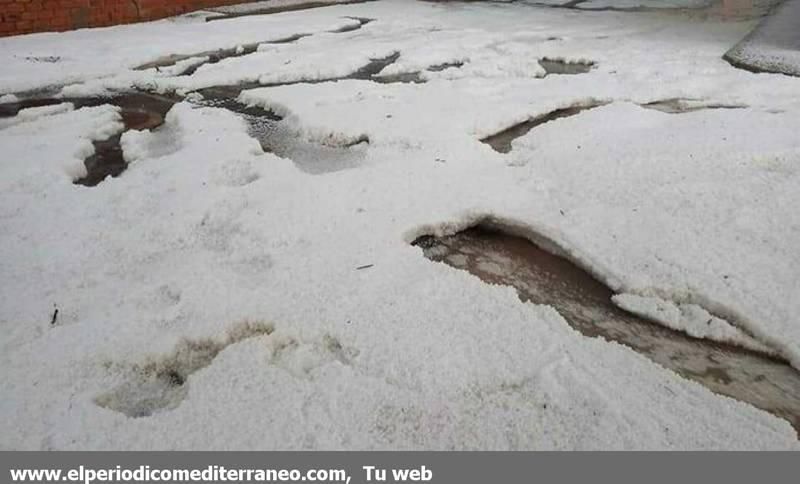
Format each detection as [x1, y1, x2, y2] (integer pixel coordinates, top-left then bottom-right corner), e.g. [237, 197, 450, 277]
[539, 58, 594, 75]
[194, 85, 282, 118]
[1, 83, 357, 180]
[640, 98, 748, 113]
[159, 17, 375, 77]
[373, 60, 466, 84]
[95, 322, 274, 418]
[329, 16, 375, 33]
[75, 93, 177, 186]
[0, 97, 67, 118]
[134, 35, 312, 73]
[246, 114, 369, 174]
[521, 0, 645, 12]
[192, 85, 366, 173]
[197, 51, 437, 89]
[0, 92, 177, 186]
[481, 100, 609, 153]
[428, 61, 466, 72]
[2, 49, 423, 181]
[96, 324, 359, 418]
[205, 1, 377, 21]
[413, 224, 800, 433]
[186, 52, 404, 92]
[520, 0, 779, 19]
[133, 14, 376, 74]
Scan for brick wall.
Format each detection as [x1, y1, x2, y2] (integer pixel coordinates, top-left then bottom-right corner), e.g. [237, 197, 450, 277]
[0, 0, 252, 37]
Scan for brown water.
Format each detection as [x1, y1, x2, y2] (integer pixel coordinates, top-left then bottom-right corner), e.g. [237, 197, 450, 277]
[414, 226, 800, 433]
[76, 93, 176, 186]
[0, 92, 176, 186]
[481, 101, 608, 153]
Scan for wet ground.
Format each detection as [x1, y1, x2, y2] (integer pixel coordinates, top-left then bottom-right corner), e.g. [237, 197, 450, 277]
[96, 322, 275, 418]
[0, 82, 370, 180]
[481, 101, 608, 153]
[205, 0, 377, 21]
[640, 98, 748, 113]
[133, 16, 373, 74]
[193, 84, 368, 173]
[519, 0, 780, 19]
[539, 58, 595, 76]
[414, 225, 800, 433]
[0, 92, 177, 186]
[78, 94, 175, 186]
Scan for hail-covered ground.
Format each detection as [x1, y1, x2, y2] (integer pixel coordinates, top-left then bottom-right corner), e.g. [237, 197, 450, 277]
[1, 0, 799, 450]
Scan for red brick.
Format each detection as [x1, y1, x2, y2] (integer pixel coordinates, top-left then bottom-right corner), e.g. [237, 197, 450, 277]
[0, 0, 256, 36]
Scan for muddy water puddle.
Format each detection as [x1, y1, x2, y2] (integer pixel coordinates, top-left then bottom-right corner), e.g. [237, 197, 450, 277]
[481, 101, 608, 153]
[414, 226, 800, 433]
[1, 84, 360, 180]
[2, 66, 371, 181]
[0, 92, 176, 186]
[78, 93, 176, 186]
[0, 98, 65, 117]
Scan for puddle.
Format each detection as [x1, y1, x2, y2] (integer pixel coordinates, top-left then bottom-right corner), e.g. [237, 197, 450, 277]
[0, 91, 177, 186]
[348, 52, 402, 81]
[245, 113, 368, 174]
[539, 58, 594, 75]
[481, 101, 608, 153]
[373, 60, 466, 84]
[0, 97, 67, 118]
[96, 322, 273, 418]
[75, 93, 177, 187]
[194, 84, 282, 118]
[4, 72, 365, 182]
[193, 85, 366, 174]
[640, 98, 748, 113]
[413, 225, 800, 433]
[180, 45, 261, 77]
